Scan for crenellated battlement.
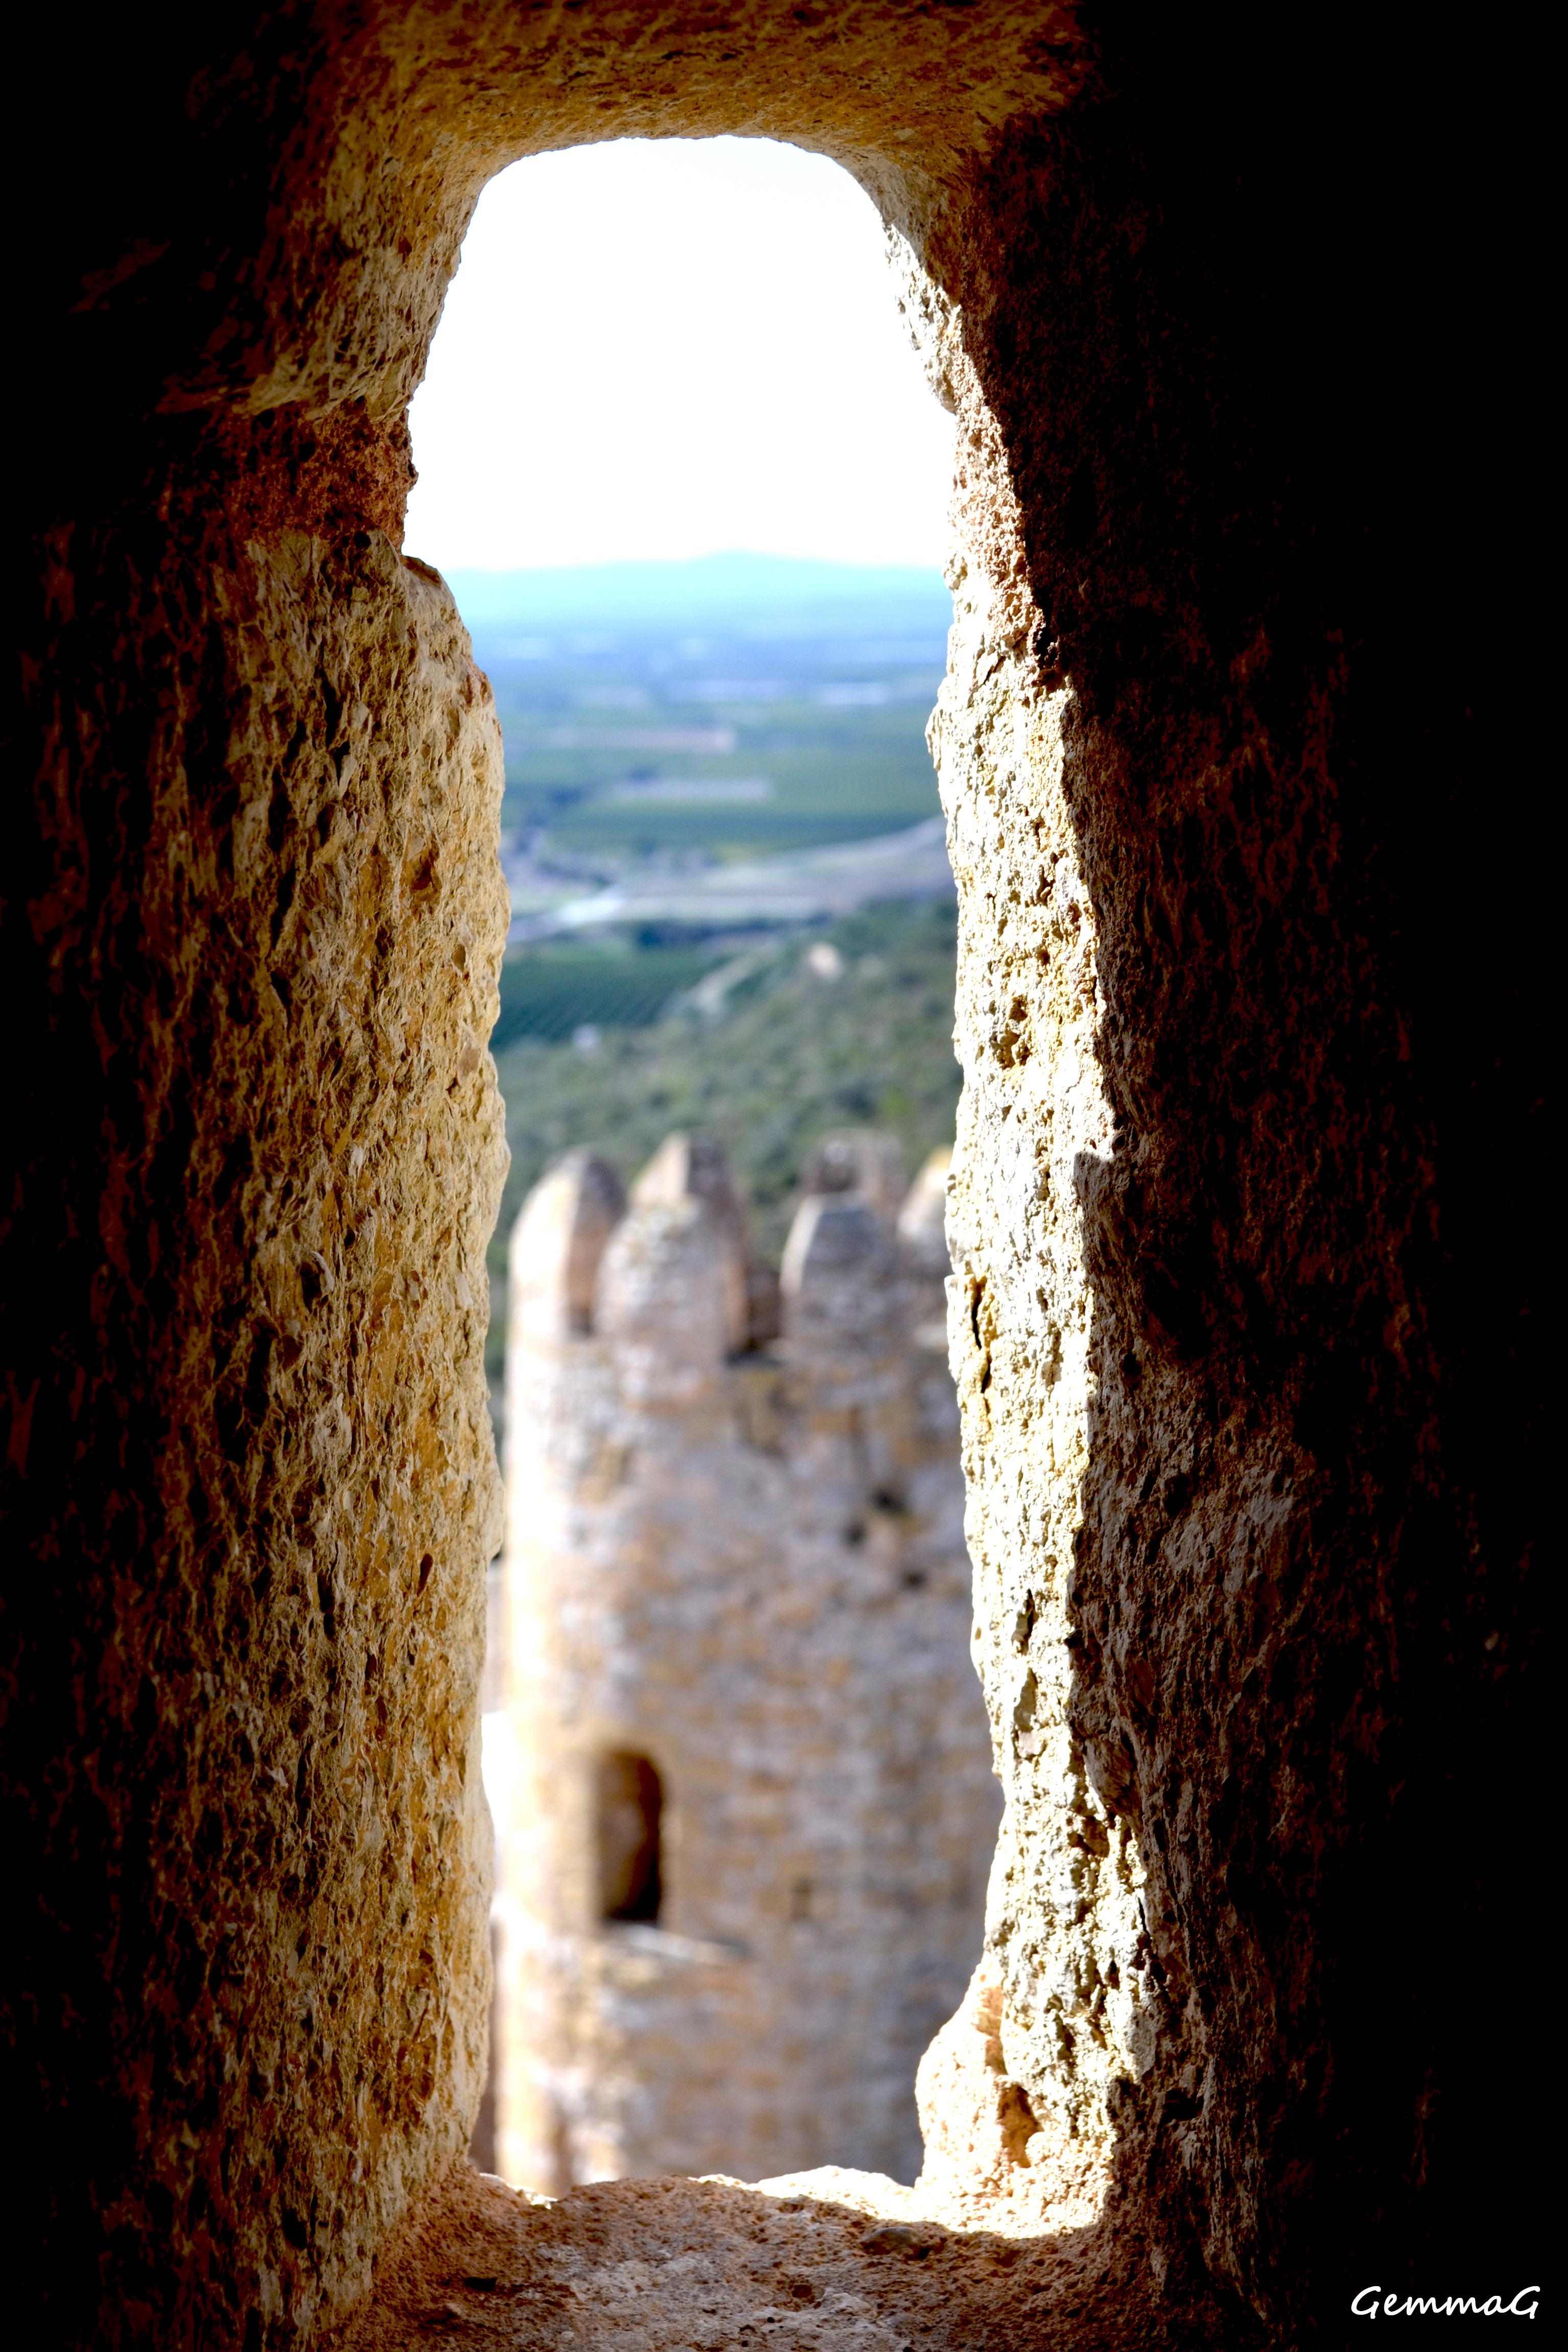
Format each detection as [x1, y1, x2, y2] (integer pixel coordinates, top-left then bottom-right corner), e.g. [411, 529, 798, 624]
[507, 1127, 951, 1373]
[507, 1147, 626, 1345]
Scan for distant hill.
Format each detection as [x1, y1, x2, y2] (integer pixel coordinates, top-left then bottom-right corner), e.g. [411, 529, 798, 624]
[442, 551, 950, 639]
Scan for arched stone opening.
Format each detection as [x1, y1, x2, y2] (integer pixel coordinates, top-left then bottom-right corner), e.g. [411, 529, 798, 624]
[5, 5, 1539, 2346]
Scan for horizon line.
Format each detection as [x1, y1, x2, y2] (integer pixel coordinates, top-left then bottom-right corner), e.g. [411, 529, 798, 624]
[439, 548, 947, 580]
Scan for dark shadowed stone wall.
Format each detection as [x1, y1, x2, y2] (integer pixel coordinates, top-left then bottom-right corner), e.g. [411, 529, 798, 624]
[3, 4, 1540, 2342]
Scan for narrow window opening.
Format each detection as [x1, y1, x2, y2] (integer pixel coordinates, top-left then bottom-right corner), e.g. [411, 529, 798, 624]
[597, 1750, 663, 1924]
[426, 134, 1000, 2192]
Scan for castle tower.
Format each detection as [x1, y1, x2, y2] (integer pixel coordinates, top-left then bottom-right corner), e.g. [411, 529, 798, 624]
[493, 1133, 998, 2192]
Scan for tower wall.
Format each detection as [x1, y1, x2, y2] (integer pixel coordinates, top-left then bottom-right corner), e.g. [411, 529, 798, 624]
[497, 1137, 998, 2190]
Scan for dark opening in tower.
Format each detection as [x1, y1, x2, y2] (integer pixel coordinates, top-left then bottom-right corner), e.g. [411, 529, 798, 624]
[597, 1751, 664, 1923]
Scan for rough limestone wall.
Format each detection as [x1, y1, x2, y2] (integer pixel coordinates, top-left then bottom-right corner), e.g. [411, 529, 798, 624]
[899, 39, 1540, 2326]
[498, 1141, 997, 2193]
[920, 331, 1148, 2239]
[7, 514, 507, 2344]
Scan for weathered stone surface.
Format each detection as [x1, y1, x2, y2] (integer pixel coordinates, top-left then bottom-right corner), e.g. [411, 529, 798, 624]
[912, 71, 1544, 2316]
[496, 1135, 998, 2192]
[327, 2160, 1199, 2351]
[6, 4, 1538, 2344]
[7, 516, 508, 2342]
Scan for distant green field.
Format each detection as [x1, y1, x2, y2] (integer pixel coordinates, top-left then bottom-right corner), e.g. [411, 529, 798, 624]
[483, 897, 961, 1389]
[538, 803, 901, 860]
[494, 945, 724, 1046]
[469, 568, 948, 868]
[497, 724, 941, 859]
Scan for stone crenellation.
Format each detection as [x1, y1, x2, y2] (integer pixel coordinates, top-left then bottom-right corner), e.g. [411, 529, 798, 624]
[490, 1131, 1001, 2192]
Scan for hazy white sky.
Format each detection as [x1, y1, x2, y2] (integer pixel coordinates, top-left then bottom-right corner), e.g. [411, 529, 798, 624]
[404, 138, 954, 574]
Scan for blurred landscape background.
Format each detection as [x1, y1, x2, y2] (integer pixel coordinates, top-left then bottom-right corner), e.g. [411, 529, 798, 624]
[455, 551, 961, 1399]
